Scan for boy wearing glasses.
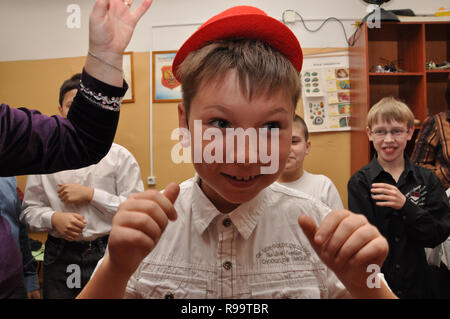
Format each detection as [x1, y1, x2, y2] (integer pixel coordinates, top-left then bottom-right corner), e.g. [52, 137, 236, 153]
[348, 96, 450, 298]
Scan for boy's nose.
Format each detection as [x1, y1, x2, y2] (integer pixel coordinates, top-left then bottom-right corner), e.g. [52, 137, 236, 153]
[383, 132, 395, 142]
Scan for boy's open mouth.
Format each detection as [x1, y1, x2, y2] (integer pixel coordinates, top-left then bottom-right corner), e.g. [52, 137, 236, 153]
[382, 146, 397, 154]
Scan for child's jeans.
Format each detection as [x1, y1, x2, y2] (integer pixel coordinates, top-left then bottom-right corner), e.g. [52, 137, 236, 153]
[42, 234, 108, 299]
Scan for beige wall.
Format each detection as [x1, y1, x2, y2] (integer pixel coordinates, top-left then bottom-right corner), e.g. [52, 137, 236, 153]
[0, 53, 350, 208]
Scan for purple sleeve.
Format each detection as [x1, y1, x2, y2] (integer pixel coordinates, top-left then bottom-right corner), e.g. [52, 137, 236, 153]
[0, 69, 128, 176]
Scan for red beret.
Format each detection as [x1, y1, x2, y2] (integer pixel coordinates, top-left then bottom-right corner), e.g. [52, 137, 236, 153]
[172, 5, 303, 82]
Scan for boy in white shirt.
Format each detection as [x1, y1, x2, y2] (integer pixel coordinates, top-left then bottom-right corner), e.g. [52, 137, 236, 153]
[21, 74, 144, 299]
[278, 115, 344, 210]
[78, 5, 395, 299]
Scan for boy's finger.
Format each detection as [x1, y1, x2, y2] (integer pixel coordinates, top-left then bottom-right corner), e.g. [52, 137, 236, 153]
[132, 0, 152, 22]
[371, 194, 390, 200]
[298, 214, 319, 249]
[126, 184, 179, 221]
[120, 199, 170, 231]
[347, 237, 389, 268]
[323, 214, 368, 258]
[71, 219, 87, 230]
[375, 201, 395, 207]
[371, 188, 395, 196]
[334, 224, 378, 265]
[91, 0, 109, 20]
[119, 211, 164, 243]
[371, 183, 395, 190]
[314, 210, 351, 245]
[163, 182, 180, 204]
[73, 214, 87, 224]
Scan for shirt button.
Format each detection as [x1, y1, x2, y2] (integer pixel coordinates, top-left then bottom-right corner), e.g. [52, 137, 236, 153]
[164, 293, 174, 299]
[222, 218, 232, 227]
[223, 261, 232, 270]
[394, 237, 400, 243]
[395, 264, 400, 270]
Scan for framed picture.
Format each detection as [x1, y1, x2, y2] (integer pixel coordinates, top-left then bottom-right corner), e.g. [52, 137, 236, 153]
[152, 50, 182, 103]
[123, 52, 135, 103]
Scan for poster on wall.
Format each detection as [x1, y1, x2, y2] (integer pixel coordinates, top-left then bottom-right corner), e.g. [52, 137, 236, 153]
[301, 54, 351, 133]
[152, 51, 182, 103]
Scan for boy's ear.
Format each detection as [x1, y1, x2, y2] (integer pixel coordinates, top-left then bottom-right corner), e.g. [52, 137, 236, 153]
[57, 105, 64, 116]
[406, 127, 414, 141]
[305, 140, 311, 155]
[178, 102, 188, 130]
[177, 102, 191, 147]
[366, 127, 373, 141]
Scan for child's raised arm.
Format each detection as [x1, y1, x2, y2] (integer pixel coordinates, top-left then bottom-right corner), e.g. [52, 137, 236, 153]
[298, 210, 397, 299]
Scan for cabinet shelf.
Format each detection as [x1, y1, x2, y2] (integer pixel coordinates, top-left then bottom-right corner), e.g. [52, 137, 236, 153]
[349, 20, 450, 174]
[426, 69, 450, 74]
[369, 72, 424, 77]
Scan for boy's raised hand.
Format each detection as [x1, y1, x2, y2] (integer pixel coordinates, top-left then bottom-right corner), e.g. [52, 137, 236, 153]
[298, 210, 391, 296]
[89, 0, 152, 57]
[86, 0, 152, 86]
[105, 183, 179, 278]
[371, 183, 406, 210]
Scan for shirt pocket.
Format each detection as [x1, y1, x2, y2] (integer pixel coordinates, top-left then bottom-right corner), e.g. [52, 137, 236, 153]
[138, 271, 209, 299]
[249, 270, 326, 299]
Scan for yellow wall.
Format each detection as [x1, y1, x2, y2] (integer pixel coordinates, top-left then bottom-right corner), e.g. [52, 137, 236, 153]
[0, 52, 350, 208]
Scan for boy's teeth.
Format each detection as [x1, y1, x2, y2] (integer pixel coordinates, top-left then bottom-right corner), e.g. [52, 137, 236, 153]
[231, 175, 253, 181]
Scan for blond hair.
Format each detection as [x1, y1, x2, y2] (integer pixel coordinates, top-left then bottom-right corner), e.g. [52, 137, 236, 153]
[176, 38, 301, 119]
[367, 97, 415, 129]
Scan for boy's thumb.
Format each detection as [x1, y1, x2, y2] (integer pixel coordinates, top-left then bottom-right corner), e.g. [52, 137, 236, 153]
[163, 182, 180, 204]
[298, 214, 319, 249]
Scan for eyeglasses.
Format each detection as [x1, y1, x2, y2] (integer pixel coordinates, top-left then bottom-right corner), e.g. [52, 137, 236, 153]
[370, 129, 409, 139]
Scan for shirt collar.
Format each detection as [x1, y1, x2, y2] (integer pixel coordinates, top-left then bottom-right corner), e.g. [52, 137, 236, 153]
[366, 153, 416, 182]
[366, 155, 385, 182]
[190, 174, 266, 240]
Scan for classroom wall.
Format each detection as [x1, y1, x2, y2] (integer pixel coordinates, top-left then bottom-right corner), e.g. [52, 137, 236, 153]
[0, 52, 350, 208]
[1, 0, 447, 62]
[2, 1, 447, 208]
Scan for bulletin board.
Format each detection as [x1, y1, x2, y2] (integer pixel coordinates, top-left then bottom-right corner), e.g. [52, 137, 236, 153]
[301, 48, 350, 133]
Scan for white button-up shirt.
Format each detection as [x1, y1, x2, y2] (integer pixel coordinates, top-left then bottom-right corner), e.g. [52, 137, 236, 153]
[125, 175, 351, 299]
[21, 143, 144, 241]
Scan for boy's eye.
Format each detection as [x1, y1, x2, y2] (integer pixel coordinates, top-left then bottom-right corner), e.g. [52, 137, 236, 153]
[374, 129, 387, 136]
[263, 122, 281, 130]
[209, 119, 230, 129]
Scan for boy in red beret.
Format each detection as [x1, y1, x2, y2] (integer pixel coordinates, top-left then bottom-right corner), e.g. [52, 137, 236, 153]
[79, 6, 396, 299]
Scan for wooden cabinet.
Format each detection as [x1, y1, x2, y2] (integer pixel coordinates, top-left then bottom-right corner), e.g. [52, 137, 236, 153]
[349, 21, 449, 174]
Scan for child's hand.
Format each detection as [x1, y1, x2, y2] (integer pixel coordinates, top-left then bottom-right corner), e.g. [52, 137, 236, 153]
[89, 0, 152, 63]
[371, 183, 406, 210]
[57, 183, 94, 204]
[51, 212, 87, 241]
[298, 210, 388, 290]
[105, 183, 179, 278]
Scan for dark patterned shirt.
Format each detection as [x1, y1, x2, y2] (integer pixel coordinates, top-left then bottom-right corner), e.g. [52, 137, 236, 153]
[411, 111, 450, 189]
[348, 155, 450, 298]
